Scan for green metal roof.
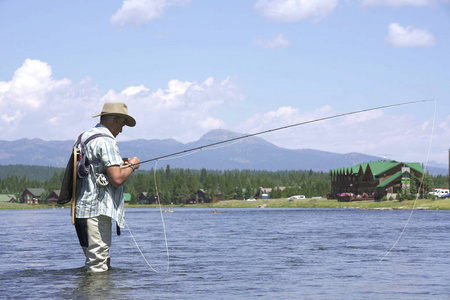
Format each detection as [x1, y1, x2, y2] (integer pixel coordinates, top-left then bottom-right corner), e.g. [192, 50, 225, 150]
[123, 193, 132, 202]
[376, 171, 403, 188]
[331, 161, 423, 178]
[403, 162, 424, 174]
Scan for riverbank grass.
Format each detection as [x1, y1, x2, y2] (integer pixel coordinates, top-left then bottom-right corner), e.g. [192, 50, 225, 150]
[206, 198, 450, 210]
[1, 198, 450, 210]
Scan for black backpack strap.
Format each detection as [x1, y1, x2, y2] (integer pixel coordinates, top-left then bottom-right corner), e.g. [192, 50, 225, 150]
[84, 133, 113, 144]
[75, 133, 84, 148]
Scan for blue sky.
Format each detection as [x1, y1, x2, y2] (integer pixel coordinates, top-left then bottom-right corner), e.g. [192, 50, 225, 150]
[0, 0, 449, 166]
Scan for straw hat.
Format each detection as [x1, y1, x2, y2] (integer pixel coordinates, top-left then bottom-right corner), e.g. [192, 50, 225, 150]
[92, 102, 136, 127]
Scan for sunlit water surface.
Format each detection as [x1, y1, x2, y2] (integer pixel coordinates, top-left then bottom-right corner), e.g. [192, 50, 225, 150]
[0, 207, 449, 299]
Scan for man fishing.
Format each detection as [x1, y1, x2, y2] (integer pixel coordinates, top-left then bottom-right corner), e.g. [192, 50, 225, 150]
[74, 102, 140, 272]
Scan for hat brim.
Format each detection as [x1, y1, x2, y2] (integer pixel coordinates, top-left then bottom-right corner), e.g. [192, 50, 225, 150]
[92, 112, 136, 127]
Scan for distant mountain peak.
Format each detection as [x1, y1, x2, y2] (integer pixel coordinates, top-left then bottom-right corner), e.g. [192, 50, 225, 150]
[198, 129, 277, 148]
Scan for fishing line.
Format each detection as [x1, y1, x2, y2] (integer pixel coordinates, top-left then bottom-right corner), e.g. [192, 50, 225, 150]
[153, 159, 170, 273]
[124, 219, 161, 273]
[124, 159, 171, 273]
[108, 191, 162, 273]
[379, 99, 436, 262]
[127, 99, 434, 168]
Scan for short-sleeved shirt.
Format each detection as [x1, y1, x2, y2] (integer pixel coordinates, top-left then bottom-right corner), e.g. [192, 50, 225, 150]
[74, 124, 125, 227]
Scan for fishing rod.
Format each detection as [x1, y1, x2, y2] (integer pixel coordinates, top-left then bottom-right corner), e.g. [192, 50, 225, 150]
[126, 99, 433, 168]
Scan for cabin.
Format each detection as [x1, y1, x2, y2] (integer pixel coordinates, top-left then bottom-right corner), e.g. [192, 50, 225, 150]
[137, 192, 150, 204]
[46, 190, 60, 206]
[21, 188, 46, 205]
[137, 192, 159, 204]
[0, 194, 17, 204]
[330, 160, 424, 201]
[195, 189, 207, 203]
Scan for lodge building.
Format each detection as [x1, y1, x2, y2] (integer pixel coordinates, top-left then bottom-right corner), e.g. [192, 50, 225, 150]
[330, 160, 424, 200]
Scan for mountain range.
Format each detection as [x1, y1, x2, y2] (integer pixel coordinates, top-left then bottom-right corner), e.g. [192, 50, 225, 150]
[0, 129, 447, 175]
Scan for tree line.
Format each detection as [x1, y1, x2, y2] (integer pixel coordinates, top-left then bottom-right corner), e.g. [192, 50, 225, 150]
[125, 166, 330, 204]
[0, 165, 448, 205]
[0, 165, 330, 204]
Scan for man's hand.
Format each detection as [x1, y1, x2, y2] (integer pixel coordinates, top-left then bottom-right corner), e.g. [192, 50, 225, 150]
[126, 157, 140, 170]
[107, 156, 141, 187]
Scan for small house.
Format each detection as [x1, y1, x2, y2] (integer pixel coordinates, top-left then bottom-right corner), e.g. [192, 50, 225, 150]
[0, 194, 17, 204]
[47, 190, 60, 206]
[195, 189, 207, 203]
[21, 188, 46, 205]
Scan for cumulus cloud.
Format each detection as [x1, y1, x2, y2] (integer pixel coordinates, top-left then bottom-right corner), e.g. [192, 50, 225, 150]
[0, 59, 71, 110]
[111, 0, 192, 27]
[362, 0, 434, 7]
[254, 0, 340, 22]
[254, 33, 291, 48]
[0, 59, 244, 143]
[386, 23, 436, 48]
[101, 76, 243, 142]
[0, 59, 104, 140]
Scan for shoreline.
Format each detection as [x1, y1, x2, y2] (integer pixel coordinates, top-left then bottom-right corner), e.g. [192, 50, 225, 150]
[2, 198, 449, 210]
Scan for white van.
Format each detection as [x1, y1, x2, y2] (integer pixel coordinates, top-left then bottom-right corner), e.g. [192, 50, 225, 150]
[430, 188, 449, 198]
[436, 189, 449, 198]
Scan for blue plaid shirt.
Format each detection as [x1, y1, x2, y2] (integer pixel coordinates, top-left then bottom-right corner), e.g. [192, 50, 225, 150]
[74, 124, 126, 227]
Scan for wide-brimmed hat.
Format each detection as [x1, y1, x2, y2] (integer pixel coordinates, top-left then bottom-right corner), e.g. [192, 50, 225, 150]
[92, 102, 136, 127]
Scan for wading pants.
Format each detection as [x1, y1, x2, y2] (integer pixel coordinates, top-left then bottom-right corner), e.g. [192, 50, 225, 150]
[75, 215, 112, 273]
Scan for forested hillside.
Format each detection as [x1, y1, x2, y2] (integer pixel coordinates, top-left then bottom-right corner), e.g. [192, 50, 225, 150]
[0, 165, 64, 181]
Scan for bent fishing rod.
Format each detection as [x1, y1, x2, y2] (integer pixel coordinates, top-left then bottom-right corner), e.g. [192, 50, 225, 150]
[125, 99, 434, 168]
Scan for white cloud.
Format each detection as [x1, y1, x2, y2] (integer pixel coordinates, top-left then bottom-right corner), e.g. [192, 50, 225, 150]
[254, 0, 340, 22]
[101, 76, 244, 142]
[0, 59, 103, 140]
[0, 59, 71, 110]
[0, 59, 246, 144]
[121, 85, 150, 96]
[341, 109, 383, 125]
[111, 0, 192, 27]
[198, 117, 225, 130]
[254, 33, 291, 48]
[236, 103, 436, 165]
[387, 23, 436, 48]
[0, 60, 245, 143]
[239, 105, 335, 139]
[362, 0, 434, 7]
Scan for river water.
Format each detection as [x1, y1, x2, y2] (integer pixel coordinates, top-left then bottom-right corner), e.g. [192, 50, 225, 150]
[0, 207, 449, 299]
